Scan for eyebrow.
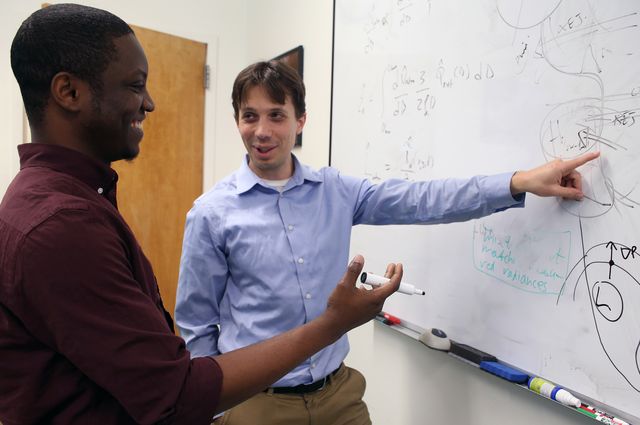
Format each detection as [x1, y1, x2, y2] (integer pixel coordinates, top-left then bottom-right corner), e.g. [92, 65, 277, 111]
[128, 68, 148, 79]
[240, 106, 287, 113]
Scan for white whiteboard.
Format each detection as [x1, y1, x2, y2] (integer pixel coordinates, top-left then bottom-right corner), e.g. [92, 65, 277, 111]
[331, 0, 640, 421]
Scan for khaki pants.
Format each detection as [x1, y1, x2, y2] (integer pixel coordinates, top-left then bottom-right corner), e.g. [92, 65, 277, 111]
[214, 364, 371, 425]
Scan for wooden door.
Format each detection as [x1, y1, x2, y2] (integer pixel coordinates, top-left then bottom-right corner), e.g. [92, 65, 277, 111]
[113, 26, 207, 324]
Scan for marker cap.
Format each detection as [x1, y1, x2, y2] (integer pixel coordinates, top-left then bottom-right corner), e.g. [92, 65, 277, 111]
[551, 387, 581, 408]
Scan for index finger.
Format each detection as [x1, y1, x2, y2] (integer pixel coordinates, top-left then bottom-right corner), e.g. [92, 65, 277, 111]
[560, 151, 600, 173]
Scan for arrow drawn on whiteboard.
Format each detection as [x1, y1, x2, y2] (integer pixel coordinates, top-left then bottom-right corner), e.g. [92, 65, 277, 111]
[558, 226, 640, 393]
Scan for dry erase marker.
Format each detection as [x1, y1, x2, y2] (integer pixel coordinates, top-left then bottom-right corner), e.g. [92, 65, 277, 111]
[359, 272, 426, 296]
[382, 312, 401, 325]
[376, 312, 402, 325]
[527, 377, 581, 408]
[582, 404, 630, 425]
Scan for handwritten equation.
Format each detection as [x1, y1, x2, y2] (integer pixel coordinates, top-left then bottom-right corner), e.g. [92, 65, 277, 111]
[359, 58, 496, 181]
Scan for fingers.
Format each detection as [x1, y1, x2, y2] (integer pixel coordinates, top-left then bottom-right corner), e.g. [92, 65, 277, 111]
[560, 151, 599, 174]
[556, 153, 596, 200]
[563, 169, 582, 193]
[554, 186, 584, 200]
[552, 169, 583, 199]
[384, 263, 396, 278]
[374, 263, 402, 297]
[340, 256, 402, 298]
[340, 255, 364, 289]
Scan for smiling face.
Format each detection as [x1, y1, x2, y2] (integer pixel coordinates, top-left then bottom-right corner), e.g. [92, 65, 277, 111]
[237, 85, 306, 180]
[79, 33, 155, 163]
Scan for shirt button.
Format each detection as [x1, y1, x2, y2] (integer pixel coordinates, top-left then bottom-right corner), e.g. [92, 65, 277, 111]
[288, 224, 294, 231]
[311, 362, 317, 369]
[305, 293, 311, 299]
[97, 187, 104, 194]
[298, 257, 304, 264]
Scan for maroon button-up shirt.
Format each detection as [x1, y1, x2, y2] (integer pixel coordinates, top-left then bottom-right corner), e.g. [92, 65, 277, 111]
[0, 144, 222, 425]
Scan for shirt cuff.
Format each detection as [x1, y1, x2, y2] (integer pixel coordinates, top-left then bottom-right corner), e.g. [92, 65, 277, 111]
[484, 172, 526, 211]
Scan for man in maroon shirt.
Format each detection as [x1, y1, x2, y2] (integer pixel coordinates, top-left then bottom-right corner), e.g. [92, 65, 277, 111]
[0, 4, 402, 424]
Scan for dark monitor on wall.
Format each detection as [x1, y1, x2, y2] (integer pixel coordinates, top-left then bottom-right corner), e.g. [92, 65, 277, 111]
[274, 45, 304, 147]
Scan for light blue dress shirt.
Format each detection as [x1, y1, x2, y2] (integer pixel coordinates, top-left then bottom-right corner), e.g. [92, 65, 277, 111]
[175, 155, 524, 387]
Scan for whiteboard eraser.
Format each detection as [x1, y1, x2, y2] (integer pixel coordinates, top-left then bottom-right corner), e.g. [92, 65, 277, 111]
[418, 328, 451, 351]
[449, 341, 497, 364]
[480, 361, 529, 383]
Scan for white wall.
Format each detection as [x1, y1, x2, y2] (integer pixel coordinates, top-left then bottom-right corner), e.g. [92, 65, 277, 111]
[0, 3, 29, 196]
[0, 2, 596, 424]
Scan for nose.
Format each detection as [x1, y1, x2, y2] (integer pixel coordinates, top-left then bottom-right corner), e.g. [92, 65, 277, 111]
[255, 119, 271, 140]
[143, 90, 155, 113]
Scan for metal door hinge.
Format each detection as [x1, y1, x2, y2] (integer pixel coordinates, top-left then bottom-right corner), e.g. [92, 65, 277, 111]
[204, 64, 211, 90]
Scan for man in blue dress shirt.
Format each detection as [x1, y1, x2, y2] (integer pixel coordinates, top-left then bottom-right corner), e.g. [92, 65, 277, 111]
[175, 60, 599, 425]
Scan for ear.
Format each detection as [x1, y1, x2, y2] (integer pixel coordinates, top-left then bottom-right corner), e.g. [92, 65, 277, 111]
[296, 112, 307, 135]
[50, 72, 91, 112]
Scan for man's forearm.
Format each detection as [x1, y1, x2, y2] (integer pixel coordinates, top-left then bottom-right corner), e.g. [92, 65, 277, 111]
[212, 314, 340, 412]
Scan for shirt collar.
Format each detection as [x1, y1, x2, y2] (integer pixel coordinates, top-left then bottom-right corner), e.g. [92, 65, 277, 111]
[235, 154, 323, 195]
[18, 143, 118, 195]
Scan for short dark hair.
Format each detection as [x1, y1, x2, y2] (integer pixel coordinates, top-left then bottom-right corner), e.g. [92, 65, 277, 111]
[232, 60, 306, 122]
[10, 3, 133, 127]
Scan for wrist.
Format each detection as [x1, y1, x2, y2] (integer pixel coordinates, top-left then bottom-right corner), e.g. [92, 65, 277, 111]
[313, 312, 345, 345]
[510, 170, 526, 196]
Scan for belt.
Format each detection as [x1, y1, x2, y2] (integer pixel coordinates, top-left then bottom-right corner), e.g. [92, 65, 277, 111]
[266, 364, 342, 394]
